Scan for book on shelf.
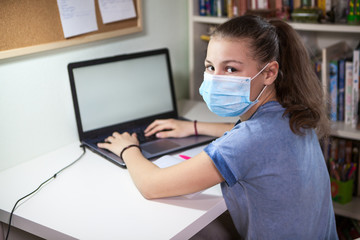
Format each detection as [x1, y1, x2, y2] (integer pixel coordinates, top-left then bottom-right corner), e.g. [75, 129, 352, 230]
[199, 0, 231, 17]
[345, 61, 354, 125]
[336, 215, 360, 239]
[322, 42, 350, 120]
[198, 0, 279, 18]
[338, 58, 345, 122]
[198, 0, 360, 24]
[347, 0, 360, 24]
[329, 60, 338, 121]
[353, 50, 360, 128]
[322, 41, 360, 129]
[199, 0, 206, 16]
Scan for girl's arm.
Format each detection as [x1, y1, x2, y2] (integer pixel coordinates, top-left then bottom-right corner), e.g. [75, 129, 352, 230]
[144, 119, 234, 138]
[97, 132, 224, 199]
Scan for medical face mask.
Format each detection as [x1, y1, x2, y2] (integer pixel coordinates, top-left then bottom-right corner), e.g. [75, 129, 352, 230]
[199, 64, 269, 117]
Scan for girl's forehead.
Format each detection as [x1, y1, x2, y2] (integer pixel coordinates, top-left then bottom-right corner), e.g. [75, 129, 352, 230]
[207, 38, 253, 62]
[209, 36, 251, 47]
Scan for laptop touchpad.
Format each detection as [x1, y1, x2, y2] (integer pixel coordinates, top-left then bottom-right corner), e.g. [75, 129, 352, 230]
[141, 140, 180, 154]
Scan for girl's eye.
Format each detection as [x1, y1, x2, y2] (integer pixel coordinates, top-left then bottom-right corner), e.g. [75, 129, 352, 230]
[206, 65, 215, 72]
[226, 67, 237, 73]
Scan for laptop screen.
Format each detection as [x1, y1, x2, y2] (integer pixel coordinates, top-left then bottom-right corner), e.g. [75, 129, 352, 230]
[70, 50, 175, 132]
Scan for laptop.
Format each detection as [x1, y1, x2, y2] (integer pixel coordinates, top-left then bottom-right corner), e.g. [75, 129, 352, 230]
[68, 48, 215, 167]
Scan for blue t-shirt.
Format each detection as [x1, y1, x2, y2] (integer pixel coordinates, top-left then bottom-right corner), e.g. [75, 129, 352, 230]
[204, 101, 338, 240]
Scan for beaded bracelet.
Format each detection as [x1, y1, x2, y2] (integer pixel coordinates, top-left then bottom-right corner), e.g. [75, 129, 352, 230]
[120, 144, 141, 160]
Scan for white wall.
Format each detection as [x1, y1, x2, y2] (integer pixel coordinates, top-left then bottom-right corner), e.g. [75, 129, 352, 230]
[0, 0, 189, 171]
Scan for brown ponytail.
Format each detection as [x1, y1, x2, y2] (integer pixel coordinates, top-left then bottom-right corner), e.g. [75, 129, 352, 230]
[212, 15, 330, 138]
[269, 19, 330, 138]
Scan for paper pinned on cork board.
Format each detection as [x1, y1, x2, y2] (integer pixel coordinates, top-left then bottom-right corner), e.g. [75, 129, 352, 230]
[98, 0, 137, 24]
[57, 0, 98, 38]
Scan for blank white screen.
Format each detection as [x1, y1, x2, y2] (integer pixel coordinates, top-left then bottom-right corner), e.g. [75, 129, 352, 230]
[73, 54, 174, 132]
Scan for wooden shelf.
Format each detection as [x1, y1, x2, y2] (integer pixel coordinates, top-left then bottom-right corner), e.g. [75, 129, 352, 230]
[192, 16, 360, 34]
[192, 16, 228, 24]
[289, 22, 360, 33]
[334, 197, 360, 220]
[331, 122, 360, 141]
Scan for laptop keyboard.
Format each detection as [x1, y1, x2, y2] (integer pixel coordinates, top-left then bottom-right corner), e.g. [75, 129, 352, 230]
[133, 129, 157, 143]
[95, 126, 158, 145]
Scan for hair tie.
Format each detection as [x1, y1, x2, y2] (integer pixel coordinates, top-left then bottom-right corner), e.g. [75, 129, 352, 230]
[194, 120, 198, 136]
[120, 144, 141, 160]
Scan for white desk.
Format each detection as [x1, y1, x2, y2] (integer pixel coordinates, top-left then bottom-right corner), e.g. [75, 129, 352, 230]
[0, 100, 238, 240]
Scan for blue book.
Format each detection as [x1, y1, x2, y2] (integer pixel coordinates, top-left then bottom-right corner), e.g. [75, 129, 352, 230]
[338, 59, 346, 121]
[329, 60, 338, 122]
[210, 0, 217, 16]
[199, 0, 206, 16]
[205, 0, 211, 16]
[352, 50, 360, 128]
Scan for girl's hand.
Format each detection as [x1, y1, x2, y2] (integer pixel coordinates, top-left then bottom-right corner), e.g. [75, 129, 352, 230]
[97, 132, 139, 157]
[144, 119, 194, 138]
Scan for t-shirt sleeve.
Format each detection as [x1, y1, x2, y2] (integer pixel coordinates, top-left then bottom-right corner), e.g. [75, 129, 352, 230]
[203, 121, 259, 187]
[204, 142, 237, 186]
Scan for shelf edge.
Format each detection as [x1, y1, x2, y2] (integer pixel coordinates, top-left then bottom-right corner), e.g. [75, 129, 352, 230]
[192, 16, 360, 34]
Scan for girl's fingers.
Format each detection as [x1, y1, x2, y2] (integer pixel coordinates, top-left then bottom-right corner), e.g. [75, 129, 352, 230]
[145, 120, 173, 136]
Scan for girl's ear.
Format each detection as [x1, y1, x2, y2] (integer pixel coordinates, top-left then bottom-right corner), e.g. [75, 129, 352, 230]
[264, 61, 279, 85]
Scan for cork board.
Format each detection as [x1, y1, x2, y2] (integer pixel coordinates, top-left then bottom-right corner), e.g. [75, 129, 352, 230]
[0, 0, 142, 59]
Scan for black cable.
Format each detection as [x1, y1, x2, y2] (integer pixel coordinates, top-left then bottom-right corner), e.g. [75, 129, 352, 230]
[5, 145, 86, 240]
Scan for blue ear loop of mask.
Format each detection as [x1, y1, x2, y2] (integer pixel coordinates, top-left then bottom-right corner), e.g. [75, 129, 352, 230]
[199, 63, 269, 117]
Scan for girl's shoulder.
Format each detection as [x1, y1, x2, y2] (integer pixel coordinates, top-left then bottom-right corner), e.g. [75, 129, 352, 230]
[255, 101, 284, 115]
[219, 101, 287, 142]
[231, 101, 289, 137]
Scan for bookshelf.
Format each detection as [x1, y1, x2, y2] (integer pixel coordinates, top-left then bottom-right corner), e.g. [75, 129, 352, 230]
[333, 197, 360, 220]
[332, 122, 360, 141]
[188, 0, 360, 221]
[193, 15, 360, 33]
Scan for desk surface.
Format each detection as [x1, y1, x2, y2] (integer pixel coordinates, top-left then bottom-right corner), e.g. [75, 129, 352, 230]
[0, 100, 238, 240]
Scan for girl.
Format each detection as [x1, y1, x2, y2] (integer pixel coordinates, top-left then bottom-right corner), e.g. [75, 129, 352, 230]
[98, 15, 338, 239]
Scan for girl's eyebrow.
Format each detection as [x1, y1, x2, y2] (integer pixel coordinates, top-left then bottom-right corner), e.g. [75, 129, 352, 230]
[205, 59, 244, 64]
[222, 60, 244, 64]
